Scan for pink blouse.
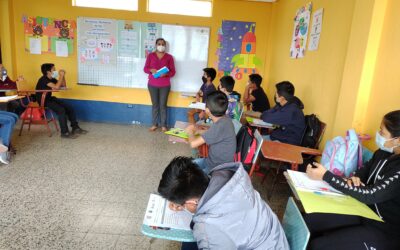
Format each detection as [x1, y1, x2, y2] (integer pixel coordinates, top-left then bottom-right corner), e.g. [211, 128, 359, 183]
[143, 52, 176, 88]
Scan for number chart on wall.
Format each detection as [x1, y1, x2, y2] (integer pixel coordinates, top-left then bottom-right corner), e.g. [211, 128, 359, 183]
[77, 17, 210, 92]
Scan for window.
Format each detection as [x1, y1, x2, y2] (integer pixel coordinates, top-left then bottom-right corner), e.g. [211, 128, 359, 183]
[72, 0, 138, 11]
[148, 0, 212, 17]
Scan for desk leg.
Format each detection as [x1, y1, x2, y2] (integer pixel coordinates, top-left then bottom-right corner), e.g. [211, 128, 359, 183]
[291, 163, 298, 171]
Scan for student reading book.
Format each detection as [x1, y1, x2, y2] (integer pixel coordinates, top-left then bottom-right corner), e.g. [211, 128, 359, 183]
[158, 157, 289, 250]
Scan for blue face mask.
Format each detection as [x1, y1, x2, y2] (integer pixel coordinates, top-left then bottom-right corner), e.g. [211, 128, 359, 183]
[375, 131, 397, 153]
[51, 70, 59, 79]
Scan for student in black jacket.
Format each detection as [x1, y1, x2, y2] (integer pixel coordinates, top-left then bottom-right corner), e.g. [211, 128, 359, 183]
[305, 110, 400, 250]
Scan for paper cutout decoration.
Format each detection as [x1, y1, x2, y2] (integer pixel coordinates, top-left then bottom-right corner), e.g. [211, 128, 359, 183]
[308, 8, 324, 51]
[290, 2, 312, 58]
[23, 15, 75, 55]
[218, 20, 261, 80]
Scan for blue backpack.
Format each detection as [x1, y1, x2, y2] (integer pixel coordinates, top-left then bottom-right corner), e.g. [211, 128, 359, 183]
[320, 129, 363, 177]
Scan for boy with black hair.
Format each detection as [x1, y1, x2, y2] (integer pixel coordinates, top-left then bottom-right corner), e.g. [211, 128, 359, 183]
[218, 75, 241, 120]
[158, 156, 289, 250]
[185, 91, 236, 173]
[243, 73, 270, 113]
[261, 81, 305, 145]
[36, 63, 87, 139]
[187, 68, 217, 124]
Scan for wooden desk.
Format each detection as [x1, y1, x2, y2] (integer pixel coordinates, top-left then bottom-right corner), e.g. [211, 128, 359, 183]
[261, 140, 321, 171]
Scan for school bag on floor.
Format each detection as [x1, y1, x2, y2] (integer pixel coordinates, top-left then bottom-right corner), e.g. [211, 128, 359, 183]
[234, 126, 257, 166]
[320, 129, 363, 177]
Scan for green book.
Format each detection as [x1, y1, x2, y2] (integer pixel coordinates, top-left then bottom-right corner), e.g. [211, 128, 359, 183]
[165, 128, 189, 139]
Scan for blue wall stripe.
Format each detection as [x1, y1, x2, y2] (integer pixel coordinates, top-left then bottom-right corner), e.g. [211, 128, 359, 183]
[60, 99, 189, 126]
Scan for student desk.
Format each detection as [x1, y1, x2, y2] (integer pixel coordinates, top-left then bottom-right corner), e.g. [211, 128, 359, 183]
[0, 95, 25, 103]
[261, 141, 321, 171]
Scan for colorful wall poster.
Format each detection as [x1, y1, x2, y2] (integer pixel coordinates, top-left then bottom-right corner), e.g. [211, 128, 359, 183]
[308, 8, 324, 51]
[118, 20, 141, 57]
[23, 15, 75, 55]
[141, 22, 162, 58]
[217, 20, 261, 80]
[77, 18, 117, 65]
[290, 2, 312, 58]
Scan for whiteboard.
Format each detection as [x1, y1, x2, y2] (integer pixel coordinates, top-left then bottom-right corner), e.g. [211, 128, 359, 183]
[77, 17, 210, 92]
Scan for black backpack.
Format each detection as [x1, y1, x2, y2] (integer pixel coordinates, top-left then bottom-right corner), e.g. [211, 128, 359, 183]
[234, 126, 257, 166]
[301, 114, 322, 148]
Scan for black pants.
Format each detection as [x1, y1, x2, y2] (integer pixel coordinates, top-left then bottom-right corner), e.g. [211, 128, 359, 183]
[45, 97, 78, 134]
[304, 213, 400, 250]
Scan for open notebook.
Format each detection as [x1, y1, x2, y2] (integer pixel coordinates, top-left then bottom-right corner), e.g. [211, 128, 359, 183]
[285, 170, 382, 222]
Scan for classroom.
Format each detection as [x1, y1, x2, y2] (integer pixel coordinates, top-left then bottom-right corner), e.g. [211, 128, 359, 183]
[0, 0, 399, 249]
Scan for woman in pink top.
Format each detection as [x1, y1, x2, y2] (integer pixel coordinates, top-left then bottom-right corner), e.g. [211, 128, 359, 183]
[143, 38, 176, 132]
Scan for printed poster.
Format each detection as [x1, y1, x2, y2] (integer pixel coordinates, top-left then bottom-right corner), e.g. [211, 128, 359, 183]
[23, 15, 75, 55]
[308, 8, 324, 51]
[141, 22, 162, 58]
[290, 2, 312, 58]
[118, 20, 140, 57]
[77, 18, 117, 65]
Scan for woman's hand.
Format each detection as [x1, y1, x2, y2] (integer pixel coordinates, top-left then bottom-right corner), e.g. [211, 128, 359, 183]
[306, 162, 328, 181]
[150, 69, 157, 74]
[185, 124, 196, 135]
[346, 176, 365, 187]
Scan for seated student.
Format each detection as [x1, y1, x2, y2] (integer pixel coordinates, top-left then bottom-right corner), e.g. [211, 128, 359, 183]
[185, 91, 236, 174]
[158, 157, 289, 250]
[260, 81, 305, 145]
[218, 76, 241, 120]
[187, 68, 216, 124]
[36, 63, 87, 139]
[0, 63, 25, 114]
[0, 111, 18, 164]
[243, 73, 270, 113]
[305, 110, 400, 250]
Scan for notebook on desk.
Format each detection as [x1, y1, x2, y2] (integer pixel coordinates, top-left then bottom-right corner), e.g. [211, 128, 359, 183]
[142, 193, 195, 242]
[285, 170, 382, 222]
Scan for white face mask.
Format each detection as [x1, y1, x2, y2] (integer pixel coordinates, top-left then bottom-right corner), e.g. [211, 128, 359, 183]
[51, 70, 59, 79]
[156, 45, 166, 53]
[375, 131, 398, 153]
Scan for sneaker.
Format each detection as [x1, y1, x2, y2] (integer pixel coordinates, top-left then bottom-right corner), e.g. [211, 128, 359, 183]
[72, 127, 88, 135]
[0, 144, 8, 153]
[61, 132, 78, 139]
[0, 152, 9, 165]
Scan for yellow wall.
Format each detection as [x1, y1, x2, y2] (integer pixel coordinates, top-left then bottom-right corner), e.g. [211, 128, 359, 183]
[363, 0, 400, 150]
[266, 0, 357, 142]
[6, 0, 273, 107]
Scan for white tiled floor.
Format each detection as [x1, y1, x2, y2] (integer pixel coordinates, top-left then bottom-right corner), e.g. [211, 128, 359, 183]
[0, 122, 289, 249]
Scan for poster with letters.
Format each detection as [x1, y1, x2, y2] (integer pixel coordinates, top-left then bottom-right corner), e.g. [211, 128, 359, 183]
[308, 8, 324, 51]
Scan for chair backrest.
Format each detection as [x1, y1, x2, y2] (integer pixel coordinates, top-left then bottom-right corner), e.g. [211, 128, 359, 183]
[252, 129, 263, 164]
[282, 197, 310, 250]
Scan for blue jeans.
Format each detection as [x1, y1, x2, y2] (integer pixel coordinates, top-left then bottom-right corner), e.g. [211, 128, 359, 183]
[0, 111, 18, 147]
[193, 158, 210, 174]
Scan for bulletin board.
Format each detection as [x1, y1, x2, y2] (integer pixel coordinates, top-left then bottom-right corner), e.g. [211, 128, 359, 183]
[77, 17, 210, 92]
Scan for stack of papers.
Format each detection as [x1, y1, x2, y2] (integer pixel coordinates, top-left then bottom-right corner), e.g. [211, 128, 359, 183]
[286, 170, 343, 196]
[188, 102, 206, 110]
[165, 128, 189, 139]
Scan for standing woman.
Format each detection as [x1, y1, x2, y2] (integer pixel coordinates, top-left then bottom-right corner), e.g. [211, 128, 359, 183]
[143, 38, 176, 132]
